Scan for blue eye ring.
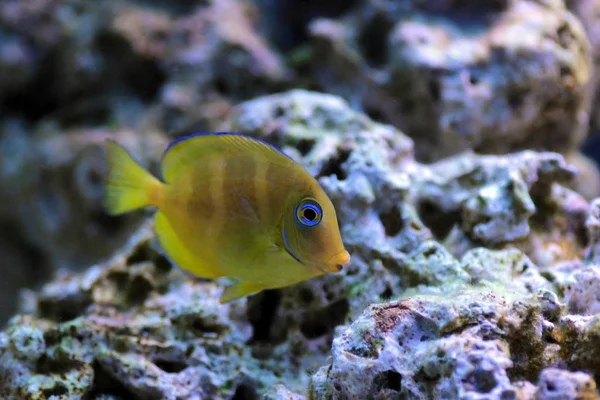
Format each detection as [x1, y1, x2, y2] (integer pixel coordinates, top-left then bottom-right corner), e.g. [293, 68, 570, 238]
[294, 198, 322, 227]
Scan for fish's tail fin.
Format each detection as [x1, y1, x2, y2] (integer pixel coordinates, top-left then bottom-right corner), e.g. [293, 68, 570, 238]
[103, 139, 163, 215]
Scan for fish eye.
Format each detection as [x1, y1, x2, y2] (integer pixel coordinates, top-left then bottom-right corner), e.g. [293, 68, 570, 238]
[294, 198, 322, 227]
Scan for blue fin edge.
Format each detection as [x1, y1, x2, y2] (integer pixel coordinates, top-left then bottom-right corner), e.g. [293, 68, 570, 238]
[162, 131, 292, 161]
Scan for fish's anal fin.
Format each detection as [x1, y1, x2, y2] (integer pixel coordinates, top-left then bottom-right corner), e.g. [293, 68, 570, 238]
[220, 281, 264, 303]
[154, 211, 221, 279]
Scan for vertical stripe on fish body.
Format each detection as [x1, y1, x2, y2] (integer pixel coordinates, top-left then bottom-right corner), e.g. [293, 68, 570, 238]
[103, 132, 351, 303]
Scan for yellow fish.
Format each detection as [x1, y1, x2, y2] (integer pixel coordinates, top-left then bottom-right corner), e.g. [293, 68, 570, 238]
[103, 132, 350, 303]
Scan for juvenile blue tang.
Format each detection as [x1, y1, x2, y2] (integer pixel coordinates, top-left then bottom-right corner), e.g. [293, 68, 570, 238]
[103, 132, 351, 302]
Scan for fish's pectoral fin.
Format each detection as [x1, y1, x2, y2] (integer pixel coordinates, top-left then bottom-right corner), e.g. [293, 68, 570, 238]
[219, 281, 265, 303]
[154, 211, 222, 278]
[239, 196, 260, 222]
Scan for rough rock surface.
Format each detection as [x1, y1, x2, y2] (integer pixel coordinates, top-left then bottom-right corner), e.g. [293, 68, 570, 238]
[309, 0, 593, 163]
[564, 149, 600, 202]
[0, 223, 292, 399]
[310, 290, 599, 400]
[568, 0, 600, 134]
[1, 90, 599, 398]
[0, 0, 287, 131]
[2, 0, 600, 397]
[0, 125, 167, 326]
[0, 125, 167, 269]
[4, 0, 600, 331]
[412, 149, 589, 267]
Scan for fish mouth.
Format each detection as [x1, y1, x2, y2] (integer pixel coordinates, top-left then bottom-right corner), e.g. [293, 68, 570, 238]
[321, 250, 351, 273]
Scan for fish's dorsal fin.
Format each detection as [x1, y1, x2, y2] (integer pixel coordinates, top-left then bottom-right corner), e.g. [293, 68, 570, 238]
[161, 132, 295, 182]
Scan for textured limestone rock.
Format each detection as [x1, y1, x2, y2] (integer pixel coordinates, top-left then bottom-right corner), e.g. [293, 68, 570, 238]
[309, 0, 593, 162]
[564, 148, 600, 202]
[542, 198, 600, 316]
[223, 91, 598, 399]
[585, 198, 600, 263]
[0, 223, 299, 399]
[1, 90, 599, 398]
[558, 313, 600, 382]
[460, 248, 552, 295]
[309, 290, 535, 399]
[535, 368, 599, 399]
[0, 126, 167, 270]
[568, 0, 600, 133]
[0, 0, 69, 102]
[0, 123, 167, 325]
[263, 384, 307, 400]
[0, 0, 286, 130]
[412, 150, 589, 268]
[561, 264, 600, 315]
[309, 289, 598, 400]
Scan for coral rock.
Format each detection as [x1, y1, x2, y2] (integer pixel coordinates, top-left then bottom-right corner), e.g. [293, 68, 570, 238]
[310, 287, 599, 400]
[0, 223, 297, 399]
[2, 89, 599, 399]
[310, 0, 593, 162]
[535, 368, 598, 400]
[310, 290, 542, 399]
[413, 149, 588, 267]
